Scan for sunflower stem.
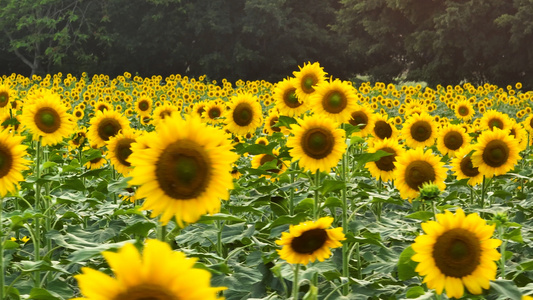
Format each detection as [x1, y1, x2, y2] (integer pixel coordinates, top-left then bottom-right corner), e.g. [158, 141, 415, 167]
[292, 263, 300, 300]
[34, 139, 42, 287]
[499, 225, 507, 279]
[289, 163, 296, 215]
[1, 197, 4, 300]
[341, 143, 349, 296]
[479, 175, 486, 213]
[313, 170, 320, 220]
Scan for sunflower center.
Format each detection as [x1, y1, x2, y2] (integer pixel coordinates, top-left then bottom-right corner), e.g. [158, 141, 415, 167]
[302, 76, 316, 93]
[259, 154, 282, 173]
[138, 100, 149, 111]
[160, 110, 172, 119]
[269, 116, 281, 132]
[488, 118, 503, 130]
[0, 145, 13, 178]
[374, 120, 393, 139]
[410, 121, 432, 142]
[233, 103, 254, 127]
[0, 92, 8, 106]
[34, 107, 61, 133]
[209, 107, 221, 119]
[115, 138, 135, 167]
[301, 128, 334, 159]
[482, 140, 509, 168]
[349, 111, 368, 128]
[97, 118, 122, 141]
[75, 111, 82, 118]
[443, 131, 464, 150]
[458, 106, 469, 116]
[529, 117, 533, 130]
[284, 89, 302, 108]
[290, 228, 328, 254]
[460, 156, 480, 177]
[322, 91, 347, 113]
[155, 140, 211, 200]
[113, 284, 178, 300]
[374, 147, 396, 172]
[433, 228, 481, 278]
[404, 160, 435, 191]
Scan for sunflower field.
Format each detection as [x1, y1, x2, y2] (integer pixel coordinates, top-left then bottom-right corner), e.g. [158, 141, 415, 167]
[1, 62, 533, 300]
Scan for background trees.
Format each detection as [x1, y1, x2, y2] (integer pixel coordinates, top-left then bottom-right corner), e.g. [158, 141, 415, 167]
[0, 0, 532, 88]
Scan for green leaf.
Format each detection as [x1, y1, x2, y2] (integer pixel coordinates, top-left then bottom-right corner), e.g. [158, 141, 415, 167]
[122, 220, 156, 237]
[406, 286, 426, 298]
[352, 150, 392, 165]
[294, 198, 314, 213]
[319, 179, 346, 195]
[42, 161, 57, 170]
[29, 287, 62, 300]
[270, 212, 308, 230]
[276, 115, 298, 129]
[236, 142, 278, 155]
[405, 211, 435, 221]
[503, 228, 523, 243]
[398, 246, 418, 281]
[489, 280, 522, 300]
[198, 213, 246, 223]
[4, 240, 19, 249]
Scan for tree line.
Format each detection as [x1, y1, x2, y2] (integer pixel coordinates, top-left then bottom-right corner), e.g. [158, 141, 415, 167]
[1, 0, 531, 88]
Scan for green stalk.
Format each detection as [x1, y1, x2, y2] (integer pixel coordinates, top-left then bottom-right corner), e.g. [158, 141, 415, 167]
[480, 175, 486, 209]
[292, 264, 300, 300]
[341, 147, 349, 296]
[34, 140, 42, 287]
[313, 171, 320, 220]
[157, 223, 167, 243]
[289, 163, 296, 215]
[1, 197, 4, 300]
[499, 226, 507, 279]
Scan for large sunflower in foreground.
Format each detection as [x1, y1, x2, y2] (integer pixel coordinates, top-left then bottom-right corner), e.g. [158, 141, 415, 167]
[276, 217, 345, 265]
[224, 93, 263, 136]
[401, 112, 437, 149]
[450, 145, 483, 186]
[21, 89, 75, 146]
[0, 129, 30, 196]
[287, 115, 346, 173]
[436, 124, 470, 157]
[308, 78, 358, 124]
[106, 130, 139, 176]
[471, 127, 520, 178]
[128, 114, 238, 226]
[365, 138, 404, 182]
[411, 208, 501, 299]
[293, 62, 327, 103]
[72, 239, 225, 300]
[394, 148, 447, 200]
[273, 77, 307, 117]
[87, 109, 131, 148]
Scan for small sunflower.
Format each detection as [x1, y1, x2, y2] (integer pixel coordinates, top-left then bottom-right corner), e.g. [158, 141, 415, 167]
[128, 114, 238, 226]
[107, 130, 139, 176]
[21, 89, 75, 146]
[201, 101, 224, 125]
[287, 115, 346, 173]
[369, 114, 398, 144]
[94, 101, 114, 113]
[255, 136, 269, 146]
[479, 110, 511, 132]
[264, 111, 287, 135]
[84, 145, 107, 170]
[471, 128, 521, 178]
[348, 104, 375, 137]
[152, 103, 180, 128]
[73, 239, 225, 300]
[0, 112, 21, 132]
[401, 112, 437, 149]
[73, 108, 85, 120]
[453, 99, 475, 121]
[0, 129, 30, 196]
[436, 124, 471, 157]
[224, 93, 263, 136]
[273, 77, 307, 117]
[309, 78, 358, 124]
[276, 217, 345, 265]
[394, 148, 447, 200]
[411, 208, 501, 299]
[134, 95, 153, 117]
[87, 109, 130, 148]
[509, 119, 528, 152]
[293, 62, 327, 103]
[250, 148, 287, 179]
[450, 145, 483, 186]
[365, 138, 404, 182]
[0, 84, 15, 111]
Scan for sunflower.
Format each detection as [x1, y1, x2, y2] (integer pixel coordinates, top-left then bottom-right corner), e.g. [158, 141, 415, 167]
[94, 101, 114, 113]
[87, 109, 131, 148]
[450, 145, 483, 186]
[308, 78, 358, 124]
[72, 239, 225, 300]
[369, 114, 398, 144]
[0, 112, 21, 132]
[152, 103, 180, 128]
[73, 108, 85, 120]
[134, 95, 153, 117]
[411, 208, 501, 299]
[453, 99, 475, 121]
[255, 136, 269, 146]
[128, 114, 238, 226]
[276, 217, 345, 265]
[21, 89, 75, 146]
[273, 77, 307, 117]
[264, 111, 288, 135]
[436, 124, 471, 157]
[471, 128, 521, 178]
[293, 62, 327, 103]
[69, 127, 87, 149]
[250, 148, 287, 179]
[84, 145, 107, 170]
[201, 101, 224, 125]
[0, 129, 30, 196]
[509, 119, 528, 152]
[394, 148, 447, 200]
[0, 83, 15, 111]
[522, 114, 533, 134]
[287, 114, 346, 173]
[107, 130, 139, 176]
[348, 104, 375, 137]
[365, 138, 404, 182]
[224, 93, 263, 136]
[401, 112, 438, 149]
[479, 110, 511, 132]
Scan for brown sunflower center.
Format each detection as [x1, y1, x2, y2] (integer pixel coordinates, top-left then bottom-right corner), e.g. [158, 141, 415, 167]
[0, 92, 9, 107]
[529, 117, 533, 130]
[232, 103, 254, 127]
[488, 118, 504, 130]
[374, 120, 393, 139]
[374, 147, 396, 172]
[0, 144, 13, 178]
[113, 284, 178, 300]
[160, 110, 173, 119]
[301, 127, 335, 159]
[97, 104, 108, 112]
[443, 131, 464, 150]
[482, 139, 509, 168]
[34, 107, 61, 133]
[322, 91, 347, 114]
[75, 111, 83, 118]
[138, 100, 150, 111]
[115, 138, 135, 167]
[284, 89, 302, 108]
[155, 140, 211, 200]
[404, 160, 435, 191]
[97, 118, 122, 141]
[259, 154, 282, 173]
[459, 156, 480, 177]
[349, 111, 368, 129]
[290, 228, 328, 254]
[208, 107, 221, 119]
[410, 120, 432, 142]
[458, 106, 469, 116]
[302, 76, 317, 94]
[433, 228, 481, 278]
[269, 116, 281, 132]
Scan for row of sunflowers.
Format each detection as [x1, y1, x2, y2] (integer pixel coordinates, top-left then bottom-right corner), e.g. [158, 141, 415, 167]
[0, 62, 532, 299]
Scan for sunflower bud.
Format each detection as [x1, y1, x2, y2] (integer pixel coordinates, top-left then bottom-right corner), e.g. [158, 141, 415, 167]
[419, 182, 440, 201]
